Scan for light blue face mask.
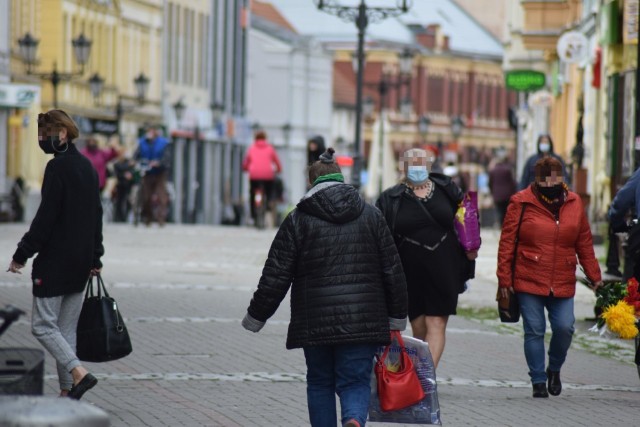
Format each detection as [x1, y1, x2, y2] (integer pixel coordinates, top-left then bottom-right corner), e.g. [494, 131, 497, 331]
[407, 165, 429, 185]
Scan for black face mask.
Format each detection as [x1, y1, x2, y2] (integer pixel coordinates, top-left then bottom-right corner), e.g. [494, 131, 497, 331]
[38, 136, 67, 154]
[538, 184, 564, 200]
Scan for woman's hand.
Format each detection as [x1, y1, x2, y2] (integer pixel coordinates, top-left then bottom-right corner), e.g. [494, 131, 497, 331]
[90, 268, 102, 276]
[589, 280, 603, 292]
[500, 286, 514, 298]
[466, 250, 478, 260]
[7, 260, 24, 274]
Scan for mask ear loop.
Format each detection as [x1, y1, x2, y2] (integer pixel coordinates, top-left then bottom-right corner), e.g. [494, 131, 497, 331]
[52, 138, 69, 153]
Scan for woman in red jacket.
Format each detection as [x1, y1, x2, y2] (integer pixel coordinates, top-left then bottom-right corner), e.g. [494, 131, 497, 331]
[497, 157, 602, 398]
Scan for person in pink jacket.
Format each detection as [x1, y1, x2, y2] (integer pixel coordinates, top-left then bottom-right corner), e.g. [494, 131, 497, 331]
[243, 131, 282, 222]
[80, 137, 119, 191]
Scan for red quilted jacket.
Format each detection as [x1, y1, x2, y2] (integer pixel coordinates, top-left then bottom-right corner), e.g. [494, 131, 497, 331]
[497, 187, 601, 297]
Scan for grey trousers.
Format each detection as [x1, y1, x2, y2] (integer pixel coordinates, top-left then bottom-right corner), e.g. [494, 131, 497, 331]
[31, 292, 84, 390]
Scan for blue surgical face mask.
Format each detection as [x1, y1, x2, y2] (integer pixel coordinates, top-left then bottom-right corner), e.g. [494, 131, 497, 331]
[407, 165, 429, 185]
[539, 142, 551, 153]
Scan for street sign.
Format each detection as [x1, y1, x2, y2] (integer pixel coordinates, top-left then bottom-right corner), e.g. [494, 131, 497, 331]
[504, 70, 546, 92]
[557, 31, 589, 64]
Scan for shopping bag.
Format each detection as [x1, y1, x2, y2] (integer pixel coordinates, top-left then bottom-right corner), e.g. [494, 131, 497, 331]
[374, 331, 425, 412]
[454, 191, 481, 252]
[368, 335, 442, 425]
[76, 274, 132, 362]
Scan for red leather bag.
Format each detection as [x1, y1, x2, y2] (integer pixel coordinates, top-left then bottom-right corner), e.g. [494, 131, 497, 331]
[374, 331, 425, 412]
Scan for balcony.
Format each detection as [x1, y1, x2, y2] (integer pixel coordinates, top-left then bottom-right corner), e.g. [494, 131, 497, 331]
[521, 0, 582, 51]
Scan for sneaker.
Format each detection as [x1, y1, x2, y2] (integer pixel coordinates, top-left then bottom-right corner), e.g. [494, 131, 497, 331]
[344, 420, 361, 427]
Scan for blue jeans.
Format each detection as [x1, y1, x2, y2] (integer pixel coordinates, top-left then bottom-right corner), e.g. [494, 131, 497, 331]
[303, 344, 378, 427]
[518, 292, 575, 384]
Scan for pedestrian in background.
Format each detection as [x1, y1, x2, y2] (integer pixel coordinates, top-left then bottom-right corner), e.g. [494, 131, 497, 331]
[307, 135, 326, 165]
[80, 136, 119, 192]
[242, 148, 407, 427]
[112, 152, 136, 223]
[608, 166, 640, 278]
[488, 148, 517, 227]
[519, 134, 570, 190]
[242, 130, 282, 224]
[497, 157, 602, 398]
[135, 126, 170, 226]
[376, 148, 477, 369]
[7, 109, 102, 400]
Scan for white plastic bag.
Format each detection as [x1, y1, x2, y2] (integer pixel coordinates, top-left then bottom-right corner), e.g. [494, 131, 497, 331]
[368, 335, 441, 424]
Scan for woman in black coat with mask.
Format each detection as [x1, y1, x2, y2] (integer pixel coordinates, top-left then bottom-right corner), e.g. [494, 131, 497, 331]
[7, 109, 103, 400]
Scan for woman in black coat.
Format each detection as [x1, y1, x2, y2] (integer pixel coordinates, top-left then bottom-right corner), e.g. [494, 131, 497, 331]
[7, 110, 102, 400]
[376, 148, 477, 369]
[243, 148, 407, 427]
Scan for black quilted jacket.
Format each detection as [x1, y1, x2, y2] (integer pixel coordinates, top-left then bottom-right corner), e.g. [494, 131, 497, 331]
[243, 182, 408, 349]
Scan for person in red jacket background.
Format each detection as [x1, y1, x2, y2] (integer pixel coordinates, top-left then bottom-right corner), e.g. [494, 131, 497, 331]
[242, 130, 282, 223]
[497, 157, 602, 399]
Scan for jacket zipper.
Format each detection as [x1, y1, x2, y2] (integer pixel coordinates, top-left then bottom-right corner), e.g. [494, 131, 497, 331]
[550, 215, 560, 295]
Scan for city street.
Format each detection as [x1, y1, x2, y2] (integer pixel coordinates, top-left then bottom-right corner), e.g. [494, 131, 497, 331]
[1, 223, 639, 426]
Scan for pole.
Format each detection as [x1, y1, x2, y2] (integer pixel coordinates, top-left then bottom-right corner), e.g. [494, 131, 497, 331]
[51, 66, 60, 109]
[352, 0, 367, 189]
[116, 99, 124, 146]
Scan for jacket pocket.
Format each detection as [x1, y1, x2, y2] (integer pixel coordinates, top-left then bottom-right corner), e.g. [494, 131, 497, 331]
[520, 250, 541, 263]
[565, 256, 578, 266]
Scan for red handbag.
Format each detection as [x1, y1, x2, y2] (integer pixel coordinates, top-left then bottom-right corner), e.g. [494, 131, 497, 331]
[374, 331, 425, 412]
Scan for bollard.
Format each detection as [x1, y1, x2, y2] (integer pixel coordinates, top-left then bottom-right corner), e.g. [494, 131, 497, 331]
[0, 396, 109, 427]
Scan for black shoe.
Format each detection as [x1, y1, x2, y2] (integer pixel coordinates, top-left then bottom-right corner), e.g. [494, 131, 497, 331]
[546, 368, 562, 396]
[67, 373, 98, 400]
[532, 383, 548, 398]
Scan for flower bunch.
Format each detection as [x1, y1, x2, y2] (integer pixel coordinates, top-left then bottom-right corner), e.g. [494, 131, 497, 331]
[593, 278, 640, 339]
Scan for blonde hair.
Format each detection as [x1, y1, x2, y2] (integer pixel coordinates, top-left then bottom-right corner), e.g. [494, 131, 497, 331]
[399, 148, 435, 175]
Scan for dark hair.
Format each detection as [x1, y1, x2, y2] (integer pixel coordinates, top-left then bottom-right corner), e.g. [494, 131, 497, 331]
[37, 109, 79, 141]
[537, 134, 554, 153]
[534, 156, 563, 181]
[308, 147, 341, 183]
[255, 130, 267, 140]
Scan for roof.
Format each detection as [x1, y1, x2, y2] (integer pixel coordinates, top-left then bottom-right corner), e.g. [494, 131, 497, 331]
[252, 1, 297, 33]
[264, 0, 503, 57]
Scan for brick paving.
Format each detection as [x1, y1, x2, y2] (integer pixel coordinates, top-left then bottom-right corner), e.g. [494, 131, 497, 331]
[1, 223, 639, 426]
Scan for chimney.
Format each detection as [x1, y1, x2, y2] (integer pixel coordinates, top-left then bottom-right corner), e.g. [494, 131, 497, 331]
[416, 24, 440, 50]
[441, 35, 450, 51]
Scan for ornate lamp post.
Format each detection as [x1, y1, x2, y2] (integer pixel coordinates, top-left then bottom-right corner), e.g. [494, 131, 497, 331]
[18, 32, 92, 108]
[89, 72, 151, 145]
[451, 115, 465, 143]
[418, 114, 431, 144]
[314, 0, 412, 188]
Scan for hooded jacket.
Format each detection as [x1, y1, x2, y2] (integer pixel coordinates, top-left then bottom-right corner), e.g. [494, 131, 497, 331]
[242, 139, 282, 180]
[496, 186, 601, 297]
[243, 182, 408, 349]
[519, 139, 569, 190]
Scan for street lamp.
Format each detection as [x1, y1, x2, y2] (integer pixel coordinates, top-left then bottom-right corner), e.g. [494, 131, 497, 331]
[18, 32, 93, 108]
[418, 114, 431, 143]
[210, 101, 225, 126]
[314, 0, 413, 189]
[89, 71, 151, 145]
[172, 98, 186, 125]
[451, 115, 465, 142]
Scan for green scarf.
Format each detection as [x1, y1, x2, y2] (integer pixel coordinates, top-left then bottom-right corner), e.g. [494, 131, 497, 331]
[312, 173, 344, 186]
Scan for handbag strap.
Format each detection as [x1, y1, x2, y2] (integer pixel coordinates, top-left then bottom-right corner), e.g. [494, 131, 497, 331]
[377, 331, 404, 364]
[84, 274, 110, 299]
[511, 203, 528, 282]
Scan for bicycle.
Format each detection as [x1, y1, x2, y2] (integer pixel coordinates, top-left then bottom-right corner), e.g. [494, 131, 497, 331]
[253, 183, 267, 230]
[0, 305, 45, 395]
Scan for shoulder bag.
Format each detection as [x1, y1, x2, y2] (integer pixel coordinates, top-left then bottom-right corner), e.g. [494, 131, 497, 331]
[497, 203, 527, 323]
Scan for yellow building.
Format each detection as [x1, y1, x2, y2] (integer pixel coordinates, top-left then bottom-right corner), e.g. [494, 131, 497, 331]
[9, 0, 163, 189]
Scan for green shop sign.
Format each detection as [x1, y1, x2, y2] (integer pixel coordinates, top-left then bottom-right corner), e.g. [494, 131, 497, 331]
[505, 70, 546, 92]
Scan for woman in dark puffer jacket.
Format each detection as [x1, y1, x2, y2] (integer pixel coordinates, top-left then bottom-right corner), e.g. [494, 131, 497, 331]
[242, 148, 408, 427]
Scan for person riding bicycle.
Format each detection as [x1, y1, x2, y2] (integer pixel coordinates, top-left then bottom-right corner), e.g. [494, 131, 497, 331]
[242, 130, 282, 224]
[134, 126, 170, 226]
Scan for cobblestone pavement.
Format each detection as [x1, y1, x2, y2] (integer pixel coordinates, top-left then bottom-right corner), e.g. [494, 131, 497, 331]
[1, 224, 638, 426]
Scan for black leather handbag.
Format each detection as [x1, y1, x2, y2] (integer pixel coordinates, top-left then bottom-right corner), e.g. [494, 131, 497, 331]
[76, 274, 132, 362]
[497, 204, 527, 323]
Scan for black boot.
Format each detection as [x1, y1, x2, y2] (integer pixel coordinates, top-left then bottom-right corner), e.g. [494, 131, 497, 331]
[546, 368, 562, 396]
[532, 383, 548, 398]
